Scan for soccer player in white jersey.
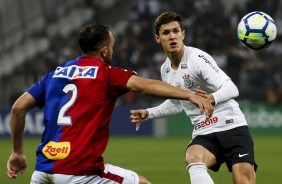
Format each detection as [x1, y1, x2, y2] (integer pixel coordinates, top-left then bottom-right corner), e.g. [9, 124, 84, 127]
[130, 12, 257, 184]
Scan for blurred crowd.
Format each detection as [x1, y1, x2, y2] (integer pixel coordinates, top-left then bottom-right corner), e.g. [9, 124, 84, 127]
[0, 0, 281, 108]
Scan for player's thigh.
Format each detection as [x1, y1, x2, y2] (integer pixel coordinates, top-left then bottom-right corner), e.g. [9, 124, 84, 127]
[232, 163, 255, 184]
[31, 171, 50, 184]
[104, 164, 140, 184]
[31, 171, 77, 184]
[186, 144, 217, 168]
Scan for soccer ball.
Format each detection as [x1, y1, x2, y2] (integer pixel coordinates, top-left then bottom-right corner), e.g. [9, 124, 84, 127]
[237, 11, 277, 50]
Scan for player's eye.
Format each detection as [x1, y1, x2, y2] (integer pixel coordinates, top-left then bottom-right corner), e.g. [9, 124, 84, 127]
[173, 29, 180, 34]
[162, 31, 170, 35]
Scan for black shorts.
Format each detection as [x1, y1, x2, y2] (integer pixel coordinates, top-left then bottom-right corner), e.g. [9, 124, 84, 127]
[187, 126, 258, 172]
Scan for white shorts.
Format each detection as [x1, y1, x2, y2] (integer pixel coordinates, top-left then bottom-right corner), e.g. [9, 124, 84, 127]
[30, 164, 139, 184]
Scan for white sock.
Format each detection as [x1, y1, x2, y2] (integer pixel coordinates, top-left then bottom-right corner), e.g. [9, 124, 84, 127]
[187, 162, 214, 184]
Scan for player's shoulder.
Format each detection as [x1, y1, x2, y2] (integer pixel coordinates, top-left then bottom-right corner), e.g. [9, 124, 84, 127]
[187, 46, 216, 64]
[159, 56, 170, 74]
[186, 46, 212, 59]
[60, 59, 78, 67]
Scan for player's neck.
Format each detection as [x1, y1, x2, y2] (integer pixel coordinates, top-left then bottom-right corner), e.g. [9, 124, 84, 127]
[82, 53, 104, 62]
[167, 47, 184, 70]
[169, 56, 181, 70]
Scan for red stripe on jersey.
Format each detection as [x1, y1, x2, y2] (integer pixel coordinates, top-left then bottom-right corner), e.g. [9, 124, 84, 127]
[100, 171, 124, 183]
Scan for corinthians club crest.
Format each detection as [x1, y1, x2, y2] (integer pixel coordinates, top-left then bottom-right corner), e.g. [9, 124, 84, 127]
[182, 73, 194, 89]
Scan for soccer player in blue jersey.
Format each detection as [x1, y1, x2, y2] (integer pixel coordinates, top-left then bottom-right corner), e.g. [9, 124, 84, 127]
[7, 22, 213, 184]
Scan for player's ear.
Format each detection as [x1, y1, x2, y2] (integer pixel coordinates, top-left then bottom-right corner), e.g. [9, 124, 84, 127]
[155, 34, 160, 43]
[99, 46, 108, 58]
[182, 30, 185, 40]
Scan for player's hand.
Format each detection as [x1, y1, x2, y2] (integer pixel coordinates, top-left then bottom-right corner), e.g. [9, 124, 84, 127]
[190, 89, 213, 118]
[195, 86, 215, 105]
[7, 152, 27, 179]
[130, 109, 149, 131]
[195, 86, 208, 97]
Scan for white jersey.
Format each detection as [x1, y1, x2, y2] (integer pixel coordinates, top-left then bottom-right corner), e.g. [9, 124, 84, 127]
[147, 46, 247, 138]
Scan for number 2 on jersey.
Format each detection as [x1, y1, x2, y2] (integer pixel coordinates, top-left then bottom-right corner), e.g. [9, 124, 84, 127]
[57, 84, 77, 125]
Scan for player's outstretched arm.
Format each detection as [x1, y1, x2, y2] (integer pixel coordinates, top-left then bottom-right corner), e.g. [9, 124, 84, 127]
[126, 75, 213, 118]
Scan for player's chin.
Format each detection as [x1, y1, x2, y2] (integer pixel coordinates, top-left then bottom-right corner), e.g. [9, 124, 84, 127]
[168, 46, 179, 53]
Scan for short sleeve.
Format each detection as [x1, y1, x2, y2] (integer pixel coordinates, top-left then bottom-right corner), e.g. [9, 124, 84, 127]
[27, 72, 53, 108]
[108, 67, 137, 95]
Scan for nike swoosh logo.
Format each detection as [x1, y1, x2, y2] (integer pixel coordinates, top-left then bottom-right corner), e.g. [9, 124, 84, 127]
[239, 153, 249, 158]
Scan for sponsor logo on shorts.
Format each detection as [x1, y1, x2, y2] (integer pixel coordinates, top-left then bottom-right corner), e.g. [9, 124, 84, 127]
[42, 141, 71, 160]
[194, 117, 218, 130]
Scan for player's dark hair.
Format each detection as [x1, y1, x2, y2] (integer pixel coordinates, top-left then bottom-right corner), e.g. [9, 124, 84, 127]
[154, 12, 184, 35]
[79, 22, 110, 54]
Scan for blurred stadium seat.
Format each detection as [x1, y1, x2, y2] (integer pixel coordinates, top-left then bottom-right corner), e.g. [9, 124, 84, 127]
[0, 0, 281, 108]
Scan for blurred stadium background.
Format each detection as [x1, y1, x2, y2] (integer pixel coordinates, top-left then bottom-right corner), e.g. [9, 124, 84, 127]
[0, 0, 282, 183]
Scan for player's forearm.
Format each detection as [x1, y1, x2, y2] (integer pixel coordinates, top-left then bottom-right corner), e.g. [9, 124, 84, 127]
[147, 99, 182, 119]
[10, 107, 26, 154]
[10, 93, 37, 153]
[212, 79, 239, 105]
[139, 78, 192, 101]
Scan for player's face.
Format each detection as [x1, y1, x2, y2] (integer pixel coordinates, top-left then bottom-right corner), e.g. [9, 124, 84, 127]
[104, 31, 115, 65]
[155, 21, 185, 54]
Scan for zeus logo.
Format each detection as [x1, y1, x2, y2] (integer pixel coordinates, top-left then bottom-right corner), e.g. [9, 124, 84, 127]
[53, 66, 98, 79]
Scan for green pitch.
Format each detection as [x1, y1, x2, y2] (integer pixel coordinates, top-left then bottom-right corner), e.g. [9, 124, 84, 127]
[0, 136, 281, 184]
